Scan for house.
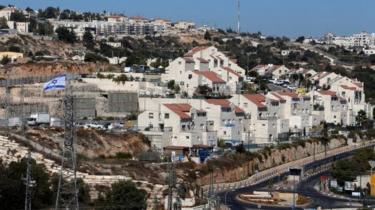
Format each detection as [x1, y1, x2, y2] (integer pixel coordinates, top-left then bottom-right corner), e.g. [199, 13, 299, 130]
[163, 57, 195, 83]
[267, 91, 312, 136]
[251, 64, 290, 79]
[137, 102, 217, 149]
[230, 94, 285, 145]
[0, 7, 16, 20]
[312, 72, 340, 88]
[312, 90, 349, 125]
[267, 65, 291, 79]
[184, 46, 246, 76]
[199, 99, 246, 146]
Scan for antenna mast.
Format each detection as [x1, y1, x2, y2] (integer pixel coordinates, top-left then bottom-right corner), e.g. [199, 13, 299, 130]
[237, 0, 241, 34]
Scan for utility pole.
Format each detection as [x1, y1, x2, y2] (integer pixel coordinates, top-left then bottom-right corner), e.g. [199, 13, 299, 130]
[23, 151, 36, 210]
[167, 153, 176, 210]
[55, 74, 79, 210]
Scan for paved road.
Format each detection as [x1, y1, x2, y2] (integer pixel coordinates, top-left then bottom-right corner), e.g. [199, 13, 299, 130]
[210, 141, 375, 209]
[220, 172, 362, 210]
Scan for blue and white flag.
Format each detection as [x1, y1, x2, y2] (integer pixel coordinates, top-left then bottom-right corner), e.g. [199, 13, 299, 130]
[43, 75, 66, 92]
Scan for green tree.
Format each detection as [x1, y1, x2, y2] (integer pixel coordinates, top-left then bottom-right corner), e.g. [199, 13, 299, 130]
[55, 27, 77, 43]
[102, 181, 147, 210]
[84, 52, 109, 63]
[37, 22, 54, 36]
[295, 36, 305, 43]
[0, 158, 53, 209]
[167, 80, 176, 90]
[38, 7, 60, 19]
[1, 56, 11, 65]
[0, 17, 9, 29]
[10, 10, 27, 22]
[83, 30, 95, 49]
[204, 31, 211, 41]
[356, 110, 368, 127]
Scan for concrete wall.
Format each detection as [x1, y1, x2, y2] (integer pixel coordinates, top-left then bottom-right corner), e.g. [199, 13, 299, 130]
[74, 97, 96, 119]
[108, 92, 138, 113]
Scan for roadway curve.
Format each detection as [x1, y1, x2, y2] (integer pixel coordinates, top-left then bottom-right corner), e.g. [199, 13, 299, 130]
[220, 172, 363, 210]
[205, 141, 375, 209]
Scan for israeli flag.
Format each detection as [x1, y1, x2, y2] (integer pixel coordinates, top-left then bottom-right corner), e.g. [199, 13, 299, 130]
[43, 75, 66, 92]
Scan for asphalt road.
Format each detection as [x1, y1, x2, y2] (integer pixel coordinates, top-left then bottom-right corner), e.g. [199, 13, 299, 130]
[219, 172, 362, 210]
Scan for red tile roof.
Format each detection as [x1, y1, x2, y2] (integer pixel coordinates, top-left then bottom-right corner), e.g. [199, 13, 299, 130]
[353, 82, 363, 88]
[194, 70, 225, 83]
[182, 57, 195, 63]
[184, 46, 209, 56]
[271, 93, 287, 103]
[318, 90, 337, 96]
[243, 94, 266, 108]
[164, 103, 192, 120]
[205, 99, 244, 113]
[275, 91, 299, 98]
[341, 85, 357, 91]
[223, 67, 242, 78]
[196, 58, 209, 63]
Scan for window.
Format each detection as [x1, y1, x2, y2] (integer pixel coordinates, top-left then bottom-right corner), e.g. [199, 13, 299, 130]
[186, 136, 190, 139]
[223, 131, 227, 135]
[188, 74, 192, 79]
[149, 112, 154, 119]
[164, 113, 169, 119]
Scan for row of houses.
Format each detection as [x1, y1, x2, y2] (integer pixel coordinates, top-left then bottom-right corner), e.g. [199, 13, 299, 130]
[137, 46, 373, 156]
[138, 86, 371, 152]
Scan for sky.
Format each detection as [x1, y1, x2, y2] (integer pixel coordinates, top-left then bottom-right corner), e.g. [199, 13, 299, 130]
[1, 0, 374, 38]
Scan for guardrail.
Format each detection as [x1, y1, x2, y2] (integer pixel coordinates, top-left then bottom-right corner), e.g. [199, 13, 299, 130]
[203, 140, 375, 194]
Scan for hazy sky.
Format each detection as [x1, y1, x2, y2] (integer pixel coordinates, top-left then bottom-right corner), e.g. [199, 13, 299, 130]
[1, 0, 374, 37]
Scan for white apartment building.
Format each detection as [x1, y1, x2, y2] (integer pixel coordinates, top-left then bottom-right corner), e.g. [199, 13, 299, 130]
[0, 7, 16, 20]
[251, 64, 291, 79]
[163, 46, 245, 95]
[267, 91, 312, 136]
[312, 72, 340, 88]
[230, 94, 286, 145]
[137, 101, 217, 149]
[312, 90, 349, 125]
[325, 32, 375, 48]
[198, 99, 246, 146]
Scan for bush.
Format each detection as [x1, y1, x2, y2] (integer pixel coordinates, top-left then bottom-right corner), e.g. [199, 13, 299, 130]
[115, 152, 132, 159]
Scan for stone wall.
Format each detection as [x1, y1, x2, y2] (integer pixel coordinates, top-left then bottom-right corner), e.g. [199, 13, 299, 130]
[197, 138, 346, 185]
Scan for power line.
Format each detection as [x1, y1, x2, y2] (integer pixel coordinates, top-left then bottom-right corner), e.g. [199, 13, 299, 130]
[23, 151, 36, 210]
[55, 73, 79, 210]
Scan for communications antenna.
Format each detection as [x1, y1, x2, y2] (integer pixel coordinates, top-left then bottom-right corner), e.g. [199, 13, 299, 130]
[55, 74, 79, 210]
[237, 0, 241, 34]
[23, 151, 36, 210]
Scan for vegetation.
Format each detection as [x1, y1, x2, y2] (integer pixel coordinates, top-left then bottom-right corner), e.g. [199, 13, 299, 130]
[98, 181, 147, 210]
[0, 158, 53, 209]
[83, 30, 95, 50]
[10, 10, 27, 22]
[0, 17, 8, 29]
[1, 56, 11, 65]
[55, 27, 77, 44]
[84, 52, 108, 63]
[331, 148, 375, 185]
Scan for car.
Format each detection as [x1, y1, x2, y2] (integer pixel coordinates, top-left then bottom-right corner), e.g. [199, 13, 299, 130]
[287, 85, 297, 90]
